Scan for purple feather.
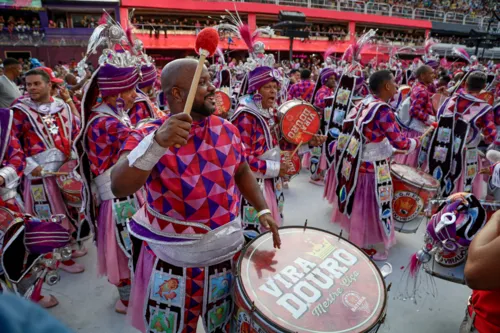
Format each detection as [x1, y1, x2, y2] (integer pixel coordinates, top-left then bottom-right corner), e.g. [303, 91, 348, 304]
[452, 47, 471, 64]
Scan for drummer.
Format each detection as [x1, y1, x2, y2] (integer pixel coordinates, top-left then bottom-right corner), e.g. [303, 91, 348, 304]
[462, 210, 500, 333]
[231, 65, 325, 239]
[110, 58, 281, 333]
[332, 70, 420, 261]
[393, 65, 436, 167]
[128, 63, 159, 126]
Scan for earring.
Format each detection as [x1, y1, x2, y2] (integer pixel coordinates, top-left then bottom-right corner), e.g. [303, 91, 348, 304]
[253, 93, 263, 110]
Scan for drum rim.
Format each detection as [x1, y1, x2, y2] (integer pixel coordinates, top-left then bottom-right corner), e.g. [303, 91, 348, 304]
[278, 100, 320, 145]
[390, 164, 440, 191]
[235, 225, 388, 333]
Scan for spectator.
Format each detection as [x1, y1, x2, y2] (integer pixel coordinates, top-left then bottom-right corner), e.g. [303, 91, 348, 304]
[0, 58, 22, 108]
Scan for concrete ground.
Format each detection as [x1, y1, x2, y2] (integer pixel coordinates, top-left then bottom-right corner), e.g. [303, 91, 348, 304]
[46, 171, 471, 332]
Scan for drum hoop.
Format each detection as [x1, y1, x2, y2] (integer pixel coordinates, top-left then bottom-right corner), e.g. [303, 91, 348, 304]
[390, 167, 440, 191]
[236, 225, 388, 333]
[279, 100, 318, 145]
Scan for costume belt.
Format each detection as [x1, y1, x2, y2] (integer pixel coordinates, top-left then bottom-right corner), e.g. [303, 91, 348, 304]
[129, 205, 244, 267]
[361, 139, 393, 162]
[26, 148, 66, 178]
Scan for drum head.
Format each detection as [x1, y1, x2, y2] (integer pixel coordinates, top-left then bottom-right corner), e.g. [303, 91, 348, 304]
[237, 227, 386, 333]
[56, 160, 82, 193]
[280, 151, 301, 176]
[215, 90, 231, 115]
[391, 164, 440, 190]
[279, 101, 320, 145]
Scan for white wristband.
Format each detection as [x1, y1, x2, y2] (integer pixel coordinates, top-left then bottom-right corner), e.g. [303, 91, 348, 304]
[257, 209, 271, 219]
[127, 131, 168, 171]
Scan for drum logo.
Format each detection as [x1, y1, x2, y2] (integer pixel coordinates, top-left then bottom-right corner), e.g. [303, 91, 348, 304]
[393, 191, 423, 222]
[287, 108, 317, 140]
[435, 246, 467, 267]
[257, 239, 359, 320]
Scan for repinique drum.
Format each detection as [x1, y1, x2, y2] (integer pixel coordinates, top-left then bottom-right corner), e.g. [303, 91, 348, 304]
[280, 151, 301, 176]
[56, 160, 82, 207]
[431, 93, 447, 113]
[278, 100, 321, 145]
[215, 90, 232, 115]
[234, 226, 387, 333]
[391, 164, 440, 223]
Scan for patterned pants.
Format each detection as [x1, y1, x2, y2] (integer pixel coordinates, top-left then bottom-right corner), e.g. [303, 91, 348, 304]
[144, 256, 235, 333]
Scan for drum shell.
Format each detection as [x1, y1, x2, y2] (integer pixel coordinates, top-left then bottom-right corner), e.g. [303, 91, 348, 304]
[55, 160, 82, 207]
[391, 165, 440, 222]
[280, 151, 301, 176]
[278, 100, 320, 145]
[234, 226, 387, 333]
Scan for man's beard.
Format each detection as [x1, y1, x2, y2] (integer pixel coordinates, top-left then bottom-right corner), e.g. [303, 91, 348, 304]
[192, 93, 216, 116]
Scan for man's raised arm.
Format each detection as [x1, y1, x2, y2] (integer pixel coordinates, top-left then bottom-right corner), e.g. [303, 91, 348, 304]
[111, 113, 192, 198]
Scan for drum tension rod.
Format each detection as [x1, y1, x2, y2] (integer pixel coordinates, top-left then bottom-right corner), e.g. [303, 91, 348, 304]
[386, 282, 392, 292]
[339, 230, 343, 240]
[303, 219, 308, 230]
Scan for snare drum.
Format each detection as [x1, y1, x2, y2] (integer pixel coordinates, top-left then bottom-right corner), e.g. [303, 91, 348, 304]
[56, 160, 82, 207]
[280, 151, 301, 176]
[215, 90, 232, 115]
[278, 100, 321, 145]
[234, 226, 388, 333]
[391, 164, 440, 223]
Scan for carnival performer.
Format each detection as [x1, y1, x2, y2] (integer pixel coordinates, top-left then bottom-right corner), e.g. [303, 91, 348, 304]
[332, 70, 420, 260]
[10, 68, 85, 274]
[128, 63, 159, 125]
[78, 21, 146, 314]
[394, 65, 437, 167]
[110, 58, 280, 333]
[310, 67, 337, 185]
[427, 71, 497, 199]
[287, 69, 315, 102]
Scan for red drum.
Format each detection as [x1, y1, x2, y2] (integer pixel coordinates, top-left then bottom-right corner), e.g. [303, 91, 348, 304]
[399, 85, 411, 101]
[280, 151, 301, 176]
[478, 91, 494, 106]
[278, 100, 321, 145]
[56, 160, 82, 207]
[391, 164, 440, 222]
[234, 226, 388, 333]
[431, 93, 447, 113]
[214, 90, 232, 116]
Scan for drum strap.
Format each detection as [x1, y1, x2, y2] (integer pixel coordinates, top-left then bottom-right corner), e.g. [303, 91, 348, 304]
[301, 84, 315, 102]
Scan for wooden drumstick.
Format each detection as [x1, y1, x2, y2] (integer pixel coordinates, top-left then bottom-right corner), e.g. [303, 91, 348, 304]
[291, 140, 304, 158]
[174, 28, 219, 148]
[419, 122, 438, 141]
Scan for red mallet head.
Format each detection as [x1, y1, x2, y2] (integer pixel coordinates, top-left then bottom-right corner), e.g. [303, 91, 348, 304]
[195, 28, 219, 57]
[431, 122, 438, 128]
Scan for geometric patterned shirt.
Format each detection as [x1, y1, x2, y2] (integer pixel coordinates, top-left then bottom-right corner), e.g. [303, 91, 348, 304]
[288, 80, 315, 102]
[410, 81, 435, 123]
[314, 85, 334, 113]
[85, 110, 136, 176]
[123, 115, 245, 226]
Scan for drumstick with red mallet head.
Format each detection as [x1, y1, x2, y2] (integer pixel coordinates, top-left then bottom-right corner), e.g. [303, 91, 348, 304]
[174, 27, 219, 148]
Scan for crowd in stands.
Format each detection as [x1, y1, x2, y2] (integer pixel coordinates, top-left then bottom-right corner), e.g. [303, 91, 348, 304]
[0, 15, 43, 35]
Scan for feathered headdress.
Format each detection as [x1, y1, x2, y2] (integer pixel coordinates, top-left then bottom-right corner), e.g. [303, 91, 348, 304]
[323, 46, 336, 67]
[451, 47, 472, 64]
[341, 29, 376, 64]
[422, 38, 439, 69]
